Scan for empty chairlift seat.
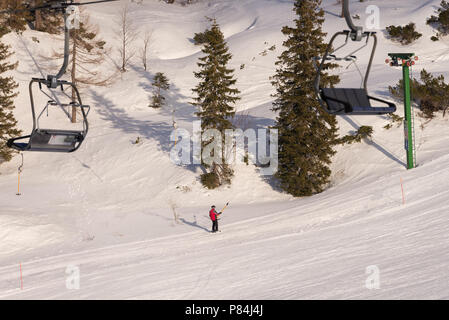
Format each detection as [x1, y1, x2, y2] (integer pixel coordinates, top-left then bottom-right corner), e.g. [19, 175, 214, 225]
[314, 23, 397, 116]
[8, 129, 85, 153]
[320, 88, 396, 115]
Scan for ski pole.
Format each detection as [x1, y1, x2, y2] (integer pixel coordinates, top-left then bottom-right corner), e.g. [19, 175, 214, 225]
[220, 202, 230, 213]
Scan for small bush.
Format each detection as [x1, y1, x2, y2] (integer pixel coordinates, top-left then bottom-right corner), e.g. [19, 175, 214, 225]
[389, 69, 449, 119]
[386, 23, 422, 45]
[176, 185, 192, 193]
[384, 113, 404, 130]
[427, 0, 449, 40]
[149, 94, 163, 108]
[420, 99, 442, 119]
[338, 126, 373, 145]
[243, 154, 249, 165]
[133, 136, 142, 144]
[200, 172, 220, 189]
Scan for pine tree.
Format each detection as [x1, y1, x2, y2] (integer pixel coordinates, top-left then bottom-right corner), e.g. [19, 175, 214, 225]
[53, 10, 110, 122]
[271, 0, 340, 197]
[192, 18, 240, 188]
[0, 0, 30, 33]
[0, 25, 21, 163]
[150, 72, 170, 108]
[33, 3, 63, 34]
[0, 1, 63, 34]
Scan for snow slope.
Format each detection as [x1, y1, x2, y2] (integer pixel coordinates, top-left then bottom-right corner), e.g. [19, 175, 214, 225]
[1, 0, 449, 299]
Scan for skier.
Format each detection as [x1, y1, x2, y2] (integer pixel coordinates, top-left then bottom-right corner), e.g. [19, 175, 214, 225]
[209, 205, 221, 233]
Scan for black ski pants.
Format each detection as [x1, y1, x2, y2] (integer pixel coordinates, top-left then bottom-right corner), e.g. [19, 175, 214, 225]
[212, 219, 218, 232]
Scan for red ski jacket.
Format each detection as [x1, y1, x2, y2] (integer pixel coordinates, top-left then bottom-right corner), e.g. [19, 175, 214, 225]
[209, 209, 219, 221]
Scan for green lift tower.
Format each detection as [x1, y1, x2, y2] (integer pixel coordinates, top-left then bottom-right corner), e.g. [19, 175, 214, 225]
[387, 53, 418, 170]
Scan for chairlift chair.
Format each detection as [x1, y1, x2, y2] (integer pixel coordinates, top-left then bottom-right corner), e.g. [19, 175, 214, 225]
[4, 2, 96, 153]
[7, 78, 90, 153]
[314, 0, 396, 116]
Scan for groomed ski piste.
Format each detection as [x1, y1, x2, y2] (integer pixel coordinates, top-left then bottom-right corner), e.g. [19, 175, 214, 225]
[1, 0, 449, 299]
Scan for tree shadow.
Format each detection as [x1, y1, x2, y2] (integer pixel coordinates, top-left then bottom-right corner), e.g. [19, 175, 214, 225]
[232, 107, 282, 191]
[261, 173, 284, 193]
[90, 89, 174, 153]
[133, 65, 206, 174]
[324, 10, 341, 18]
[90, 72, 281, 182]
[341, 115, 406, 167]
[89, 69, 204, 174]
[233, 107, 275, 130]
[131, 65, 197, 122]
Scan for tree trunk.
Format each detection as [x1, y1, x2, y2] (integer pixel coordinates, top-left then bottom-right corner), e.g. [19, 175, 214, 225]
[35, 11, 43, 30]
[122, 31, 126, 72]
[34, 1, 43, 30]
[71, 29, 77, 123]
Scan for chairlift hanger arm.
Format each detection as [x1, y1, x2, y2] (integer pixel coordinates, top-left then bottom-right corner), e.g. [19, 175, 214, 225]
[29, 78, 89, 133]
[315, 0, 379, 93]
[364, 33, 377, 90]
[51, 11, 69, 85]
[314, 31, 377, 93]
[343, 0, 361, 34]
[343, 0, 368, 41]
[314, 31, 348, 93]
